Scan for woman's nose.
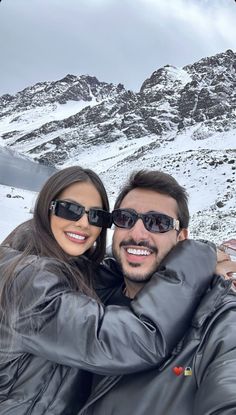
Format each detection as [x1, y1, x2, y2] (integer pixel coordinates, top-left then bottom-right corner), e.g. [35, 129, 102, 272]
[75, 212, 89, 227]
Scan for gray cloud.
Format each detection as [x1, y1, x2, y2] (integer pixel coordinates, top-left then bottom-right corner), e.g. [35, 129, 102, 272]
[0, 0, 235, 95]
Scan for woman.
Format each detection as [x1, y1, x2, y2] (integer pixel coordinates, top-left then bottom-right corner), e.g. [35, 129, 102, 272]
[0, 166, 217, 414]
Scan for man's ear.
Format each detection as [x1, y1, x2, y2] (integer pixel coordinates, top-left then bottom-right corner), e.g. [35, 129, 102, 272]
[177, 228, 188, 241]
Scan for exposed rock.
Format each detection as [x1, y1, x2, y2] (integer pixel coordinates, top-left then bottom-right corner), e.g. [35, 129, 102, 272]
[0, 50, 235, 243]
[0, 50, 235, 167]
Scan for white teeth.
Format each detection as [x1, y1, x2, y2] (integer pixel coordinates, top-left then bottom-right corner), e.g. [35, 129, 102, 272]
[127, 248, 151, 256]
[66, 232, 85, 240]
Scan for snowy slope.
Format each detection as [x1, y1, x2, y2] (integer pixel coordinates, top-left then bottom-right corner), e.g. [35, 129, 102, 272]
[0, 100, 97, 146]
[0, 185, 36, 242]
[0, 50, 235, 244]
[1, 123, 235, 245]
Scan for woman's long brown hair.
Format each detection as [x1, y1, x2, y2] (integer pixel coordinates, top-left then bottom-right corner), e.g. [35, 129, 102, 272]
[0, 166, 110, 307]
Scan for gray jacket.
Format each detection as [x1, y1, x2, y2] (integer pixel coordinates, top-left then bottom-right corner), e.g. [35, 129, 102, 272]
[0, 240, 216, 414]
[79, 276, 236, 415]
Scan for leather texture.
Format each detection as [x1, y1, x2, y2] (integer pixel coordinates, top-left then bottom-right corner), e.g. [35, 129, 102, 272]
[0, 240, 216, 414]
[81, 275, 236, 414]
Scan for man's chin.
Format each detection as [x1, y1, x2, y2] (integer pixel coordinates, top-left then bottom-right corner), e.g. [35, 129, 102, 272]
[121, 260, 157, 283]
[123, 271, 153, 284]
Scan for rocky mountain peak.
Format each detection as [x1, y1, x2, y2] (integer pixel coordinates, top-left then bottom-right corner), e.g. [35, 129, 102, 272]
[184, 49, 236, 73]
[0, 74, 125, 119]
[0, 49, 235, 165]
[177, 49, 236, 132]
[140, 65, 192, 107]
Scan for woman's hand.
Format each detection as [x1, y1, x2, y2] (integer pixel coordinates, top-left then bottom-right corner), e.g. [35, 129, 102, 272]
[216, 248, 231, 264]
[215, 259, 236, 279]
[216, 239, 236, 279]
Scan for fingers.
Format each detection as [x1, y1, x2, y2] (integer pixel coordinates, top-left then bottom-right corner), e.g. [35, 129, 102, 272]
[219, 240, 236, 259]
[216, 248, 231, 263]
[215, 259, 236, 279]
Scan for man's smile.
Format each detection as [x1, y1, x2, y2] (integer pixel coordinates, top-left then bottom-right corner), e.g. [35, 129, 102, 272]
[126, 247, 152, 256]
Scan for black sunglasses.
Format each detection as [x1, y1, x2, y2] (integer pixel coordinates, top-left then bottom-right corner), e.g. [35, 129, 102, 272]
[112, 208, 180, 233]
[50, 200, 112, 228]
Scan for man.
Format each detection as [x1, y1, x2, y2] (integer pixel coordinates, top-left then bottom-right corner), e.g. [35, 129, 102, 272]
[79, 170, 236, 415]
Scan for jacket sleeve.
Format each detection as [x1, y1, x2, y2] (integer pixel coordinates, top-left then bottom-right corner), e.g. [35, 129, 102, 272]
[11, 240, 216, 376]
[193, 301, 236, 415]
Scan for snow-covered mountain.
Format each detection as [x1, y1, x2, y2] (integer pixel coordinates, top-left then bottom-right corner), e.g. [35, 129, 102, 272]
[0, 49, 235, 243]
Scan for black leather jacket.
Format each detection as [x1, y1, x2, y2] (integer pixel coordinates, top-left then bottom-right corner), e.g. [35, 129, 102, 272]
[80, 277, 236, 415]
[0, 240, 216, 414]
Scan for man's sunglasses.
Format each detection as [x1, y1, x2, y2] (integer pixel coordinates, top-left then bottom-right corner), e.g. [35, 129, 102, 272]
[112, 208, 180, 233]
[50, 200, 112, 228]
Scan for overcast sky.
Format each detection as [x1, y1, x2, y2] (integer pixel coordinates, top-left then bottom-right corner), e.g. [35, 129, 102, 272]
[0, 0, 236, 96]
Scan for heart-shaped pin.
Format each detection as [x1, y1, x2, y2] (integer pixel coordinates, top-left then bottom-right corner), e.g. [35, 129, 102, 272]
[172, 366, 184, 376]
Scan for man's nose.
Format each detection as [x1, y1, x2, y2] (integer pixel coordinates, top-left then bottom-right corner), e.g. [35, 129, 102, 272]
[128, 218, 149, 241]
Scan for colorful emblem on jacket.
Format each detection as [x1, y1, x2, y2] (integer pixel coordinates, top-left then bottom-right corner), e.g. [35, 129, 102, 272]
[172, 366, 192, 376]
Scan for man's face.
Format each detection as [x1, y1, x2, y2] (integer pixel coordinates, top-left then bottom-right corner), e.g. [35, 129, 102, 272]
[112, 188, 187, 284]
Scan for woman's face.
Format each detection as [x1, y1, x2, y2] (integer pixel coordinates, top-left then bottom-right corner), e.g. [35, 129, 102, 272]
[50, 181, 103, 256]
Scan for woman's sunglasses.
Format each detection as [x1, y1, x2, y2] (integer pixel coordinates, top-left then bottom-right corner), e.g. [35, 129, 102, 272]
[112, 208, 180, 233]
[50, 200, 112, 228]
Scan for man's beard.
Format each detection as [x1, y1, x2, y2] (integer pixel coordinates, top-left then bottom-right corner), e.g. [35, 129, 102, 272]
[113, 238, 158, 283]
[122, 268, 153, 283]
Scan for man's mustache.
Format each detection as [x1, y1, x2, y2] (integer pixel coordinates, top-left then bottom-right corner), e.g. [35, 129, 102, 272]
[120, 239, 158, 254]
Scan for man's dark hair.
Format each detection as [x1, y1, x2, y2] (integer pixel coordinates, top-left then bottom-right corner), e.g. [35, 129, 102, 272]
[114, 170, 190, 229]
